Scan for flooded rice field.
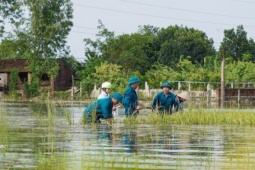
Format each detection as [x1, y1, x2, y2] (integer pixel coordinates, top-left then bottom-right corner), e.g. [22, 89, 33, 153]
[1, 101, 255, 169]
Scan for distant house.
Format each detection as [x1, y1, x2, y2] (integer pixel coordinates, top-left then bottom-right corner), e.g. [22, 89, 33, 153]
[0, 59, 74, 92]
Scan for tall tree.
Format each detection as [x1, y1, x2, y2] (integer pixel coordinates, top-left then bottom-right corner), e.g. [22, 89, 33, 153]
[84, 20, 115, 60]
[153, 25, 215, 67]
[102, 33, 153, 75]
[25, 0, 73, 96]
[220, 25, 253, 61]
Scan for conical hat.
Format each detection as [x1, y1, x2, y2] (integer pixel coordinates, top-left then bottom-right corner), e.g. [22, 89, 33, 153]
[177, 91, 190, 100]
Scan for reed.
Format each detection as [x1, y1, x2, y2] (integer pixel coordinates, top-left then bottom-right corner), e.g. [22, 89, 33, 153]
[124, 109, 255, 126]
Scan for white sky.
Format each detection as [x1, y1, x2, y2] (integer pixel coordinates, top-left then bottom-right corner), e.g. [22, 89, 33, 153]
[68, 0, 255, 61]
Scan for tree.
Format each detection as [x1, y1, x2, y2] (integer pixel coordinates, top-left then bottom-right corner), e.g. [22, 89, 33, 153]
[25, 0, 73, 96]
[0, 33, 31, 59]
[225, 61, 255, 87]
[84, 20, 115, 59]
[144, 64, 181, 89]
[102, 33, 153, 75]
[220, 25, 253, 61]
[138, 25, 160, 36]
[92, 62, 127, 92]
[77, 57, 103, 97]
[153, 25, 215, 67]
[84, 22, 156, 75]
[0, 0, 22, 37]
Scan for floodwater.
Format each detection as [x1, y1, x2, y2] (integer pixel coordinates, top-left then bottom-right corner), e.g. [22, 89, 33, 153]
[1, 102, 255, 169]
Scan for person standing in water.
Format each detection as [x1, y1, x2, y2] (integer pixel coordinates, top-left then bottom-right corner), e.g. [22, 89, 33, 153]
[98, 81, 120, 118]
[83, 92, 123, 124]
[98, 82, 112, 99]
[152, 82, 178, 114]
[123, 76, 142, 117]
[176, 91, 190, 112]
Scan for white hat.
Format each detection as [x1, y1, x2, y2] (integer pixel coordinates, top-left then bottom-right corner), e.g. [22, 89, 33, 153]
[101, 82, 112, 89]
[177, 92, 190, 101]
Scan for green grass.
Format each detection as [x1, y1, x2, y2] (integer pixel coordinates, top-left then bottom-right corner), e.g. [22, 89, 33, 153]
[123, 109, 255, 126]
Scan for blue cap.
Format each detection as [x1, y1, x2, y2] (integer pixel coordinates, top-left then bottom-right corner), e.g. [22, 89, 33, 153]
[128, 76, 141, 85]
[112, 92, 123, 103]
[160, 82, 172, 88]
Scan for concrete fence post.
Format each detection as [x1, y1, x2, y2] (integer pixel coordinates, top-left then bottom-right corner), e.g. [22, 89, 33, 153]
[145, 81, 150, 97]
[238, 89, 240, 109]
[178, 82, 181, 92]
[207, 83, 211, 108]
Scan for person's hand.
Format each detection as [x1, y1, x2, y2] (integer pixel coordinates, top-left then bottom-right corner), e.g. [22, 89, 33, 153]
[112, 106, 116, 111]
[112, 104, 120, 111]
[106, 118, 113, 125]
[136, 105, 142, 110]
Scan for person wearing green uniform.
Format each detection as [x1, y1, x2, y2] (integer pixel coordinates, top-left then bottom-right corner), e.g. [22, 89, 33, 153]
[151, 82, 179, 114]
[83, 92, 123, 124]
[123, 76, 142, 117]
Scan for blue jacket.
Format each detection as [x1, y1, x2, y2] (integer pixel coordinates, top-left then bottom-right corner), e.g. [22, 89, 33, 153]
[152, 91, 178, 114]
[83, 98, 113, 123]
[123, 85, 138, 116]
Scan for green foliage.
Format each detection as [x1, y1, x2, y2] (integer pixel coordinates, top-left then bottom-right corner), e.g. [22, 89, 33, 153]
[221, 25, 255, 62]
[0, 30, 33, 59]
[77, 57, 103, 79]
[80, 77, 95, 98]
[154, 25, 215, 67]
[28, 58, 60, 78]
[9, 69, 19, 92]
[225, 61, 255, 88]
[54, 91, 70, 100]
[92, 62, 127, 91]
[204, 55, 220, 72]
[138, 25, 160, 36]
[102, 33, 153, 75]
[0, 39, 24, 59]
[8, 69, 19, 98]
[25, 0, 73, 77]
[144, 64, 181, 88]
[177, 59, 208, 90]
[77, 57, 103, 97]
[0, 0, 23, 37]
[24, 77, 39, 98]
[84, 20, 115, 59]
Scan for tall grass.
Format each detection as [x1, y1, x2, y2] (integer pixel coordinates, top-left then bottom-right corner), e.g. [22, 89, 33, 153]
[123, 109, 255, 126]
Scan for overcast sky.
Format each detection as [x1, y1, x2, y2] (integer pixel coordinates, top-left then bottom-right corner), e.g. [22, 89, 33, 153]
[67, 0, 255, 61]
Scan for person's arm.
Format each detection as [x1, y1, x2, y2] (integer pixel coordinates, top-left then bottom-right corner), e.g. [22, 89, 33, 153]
[174, 95, 179, 112]
[124, 91, 136, 112]
[151, 93, 159, 111]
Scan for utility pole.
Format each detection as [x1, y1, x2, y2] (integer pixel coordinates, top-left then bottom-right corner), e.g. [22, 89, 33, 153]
[221, 48, 225, 109]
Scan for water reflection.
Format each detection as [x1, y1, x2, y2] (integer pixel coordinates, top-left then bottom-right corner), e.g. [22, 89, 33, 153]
[123, 129, 138, 153]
